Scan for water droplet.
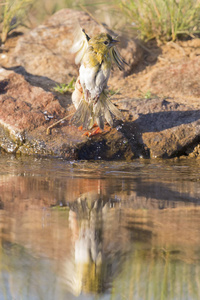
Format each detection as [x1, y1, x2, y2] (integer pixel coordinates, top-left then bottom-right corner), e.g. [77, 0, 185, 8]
[116, 125, 122, 131]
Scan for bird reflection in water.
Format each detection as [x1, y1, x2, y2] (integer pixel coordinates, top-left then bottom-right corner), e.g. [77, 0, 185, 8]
[62, 193, 122, 296]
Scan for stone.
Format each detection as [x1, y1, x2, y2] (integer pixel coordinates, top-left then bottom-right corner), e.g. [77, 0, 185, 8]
[149, 57, 200, 99]
[1, 67, 200, 159]
[118, 97, 200, 158]
[0, 68, 133, 160]
[9, 9, 142, 83]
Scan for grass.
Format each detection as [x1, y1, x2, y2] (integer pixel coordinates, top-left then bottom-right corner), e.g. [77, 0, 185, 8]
[138, 89, 158, 99]
[1, 0, 200, 44]
[0, 0, 124, 44]
[108, 88, 121, 96]
[112, 247, 200, 300]
[119, 0, 200, 41]
[0, 0, 34, 43]
[53, 78, 75, 94]
[0, 0, 79, 43]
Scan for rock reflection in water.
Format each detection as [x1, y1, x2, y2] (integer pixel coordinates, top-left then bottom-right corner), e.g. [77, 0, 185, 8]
[0, 157, 200, 299]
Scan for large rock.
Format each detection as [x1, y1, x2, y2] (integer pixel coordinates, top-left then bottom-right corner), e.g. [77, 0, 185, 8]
[0, 68, 133, 160]
[8, 9, 142, 83]
[119, 98, 200, 158]
[149, 57, 200, 100]
[0, 67, 200, 159]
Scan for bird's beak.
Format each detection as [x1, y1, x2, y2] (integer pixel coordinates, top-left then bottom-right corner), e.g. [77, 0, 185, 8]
[109, 39, 119, 48]
[112, 39, 119, 44]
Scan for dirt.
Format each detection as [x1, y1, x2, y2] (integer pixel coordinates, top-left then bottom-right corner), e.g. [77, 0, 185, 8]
[109, 38, 200, 106]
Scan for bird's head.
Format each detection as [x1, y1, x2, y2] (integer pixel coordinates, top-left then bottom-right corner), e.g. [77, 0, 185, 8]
[89, 33, 119, 54]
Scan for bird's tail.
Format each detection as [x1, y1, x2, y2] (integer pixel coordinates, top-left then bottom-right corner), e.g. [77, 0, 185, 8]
[72, 92, 124, 130]
[72, 98, 93, 129]
[93, 92, 124, 129]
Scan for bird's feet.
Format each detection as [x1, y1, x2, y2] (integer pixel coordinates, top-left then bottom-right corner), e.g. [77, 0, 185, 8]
[81, 124, 111, 137]
[83, 127, 102, 137]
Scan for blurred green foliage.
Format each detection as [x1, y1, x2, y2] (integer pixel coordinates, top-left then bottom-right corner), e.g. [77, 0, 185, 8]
[120, 0, 200, 41]
[0, 0, 34, 43]
[1, 0, 200, 44]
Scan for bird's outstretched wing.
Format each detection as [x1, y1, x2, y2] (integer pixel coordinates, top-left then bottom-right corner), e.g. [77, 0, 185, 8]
[71, 27, 90, 65]
[110, 47, 128, 71]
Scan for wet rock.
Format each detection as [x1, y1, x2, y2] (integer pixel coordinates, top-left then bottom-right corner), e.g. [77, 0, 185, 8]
[0, 68, 133, 160]
[8, 9, 141, 83]
[0, 68, 200, 160]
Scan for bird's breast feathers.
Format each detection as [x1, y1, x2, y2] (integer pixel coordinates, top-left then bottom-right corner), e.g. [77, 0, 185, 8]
[79, 51, 111, 100]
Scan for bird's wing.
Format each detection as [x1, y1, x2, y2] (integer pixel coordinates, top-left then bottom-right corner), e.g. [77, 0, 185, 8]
[71, 27, 90, 65]
[110, 47, 128, 71]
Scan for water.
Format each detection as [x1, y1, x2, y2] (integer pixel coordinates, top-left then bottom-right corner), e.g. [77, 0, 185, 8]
[0, 155, 200, 300]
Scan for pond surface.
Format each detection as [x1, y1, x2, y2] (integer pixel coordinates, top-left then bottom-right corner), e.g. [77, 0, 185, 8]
[0, 155, 200, 300]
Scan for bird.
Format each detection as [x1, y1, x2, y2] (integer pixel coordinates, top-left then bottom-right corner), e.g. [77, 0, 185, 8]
[71, 28, 127, 132]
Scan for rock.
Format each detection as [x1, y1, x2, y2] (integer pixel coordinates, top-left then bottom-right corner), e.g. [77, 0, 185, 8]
[111, 34, 142, 75]
[118, 97, 200, 158]
[0, 68, 67, 154]
[0, 68, 200, 160]
[149, 57, 200, 99]
[0, 68, 133, 160]
[9, 9, 141, 83]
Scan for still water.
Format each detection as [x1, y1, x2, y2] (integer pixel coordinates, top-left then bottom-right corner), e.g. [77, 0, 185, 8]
[0, 155, 200, 300]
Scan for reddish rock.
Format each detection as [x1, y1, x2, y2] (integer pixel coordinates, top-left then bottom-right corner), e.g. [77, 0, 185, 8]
[0, 67, 200, 159]
[118, 97, 200, 158]
[0, 71, 66, 134]
[149, 57, 200, 99]
[0, 68, 133, 159]
[9, 9, 142, 83]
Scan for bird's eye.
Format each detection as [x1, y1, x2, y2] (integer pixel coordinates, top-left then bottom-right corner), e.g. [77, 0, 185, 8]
[104, 40, 109, 45]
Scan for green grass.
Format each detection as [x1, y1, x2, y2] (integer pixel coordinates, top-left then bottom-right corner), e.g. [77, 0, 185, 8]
[1, 0, 200, 44]
[108, 88, 121, 96]
[0, 0, 101, 43]
[119, 0, 200, 41]
[0, 0, 80, 43]
[0, 0, 34, 43]
[53, 78, 75, 94]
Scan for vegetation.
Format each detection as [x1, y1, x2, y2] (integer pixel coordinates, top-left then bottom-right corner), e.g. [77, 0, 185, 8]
[0, 0, 80, 44]
[112, 247, 200, 300]
[0, 0, 34, 43]
[53, 78, 75, 94]
[1, 0, 200, 44]
[120, 0, 200, 41]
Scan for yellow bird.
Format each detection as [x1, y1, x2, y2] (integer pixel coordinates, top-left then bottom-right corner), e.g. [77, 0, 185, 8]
[71, 29, 127, 131]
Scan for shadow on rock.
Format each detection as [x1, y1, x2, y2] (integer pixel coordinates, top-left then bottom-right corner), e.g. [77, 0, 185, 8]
[116, 99, 200, 158]
[0, 80, 9, 94]
[5, 66, 72, 108]
[130, 39, 162, 75]
[135, 109, 200, 133]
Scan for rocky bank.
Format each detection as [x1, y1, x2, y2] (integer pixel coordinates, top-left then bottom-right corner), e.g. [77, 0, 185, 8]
[0, 9, 200, 160]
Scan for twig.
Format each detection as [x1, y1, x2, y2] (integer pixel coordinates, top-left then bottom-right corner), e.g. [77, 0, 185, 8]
[46, 112, 74, 135]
